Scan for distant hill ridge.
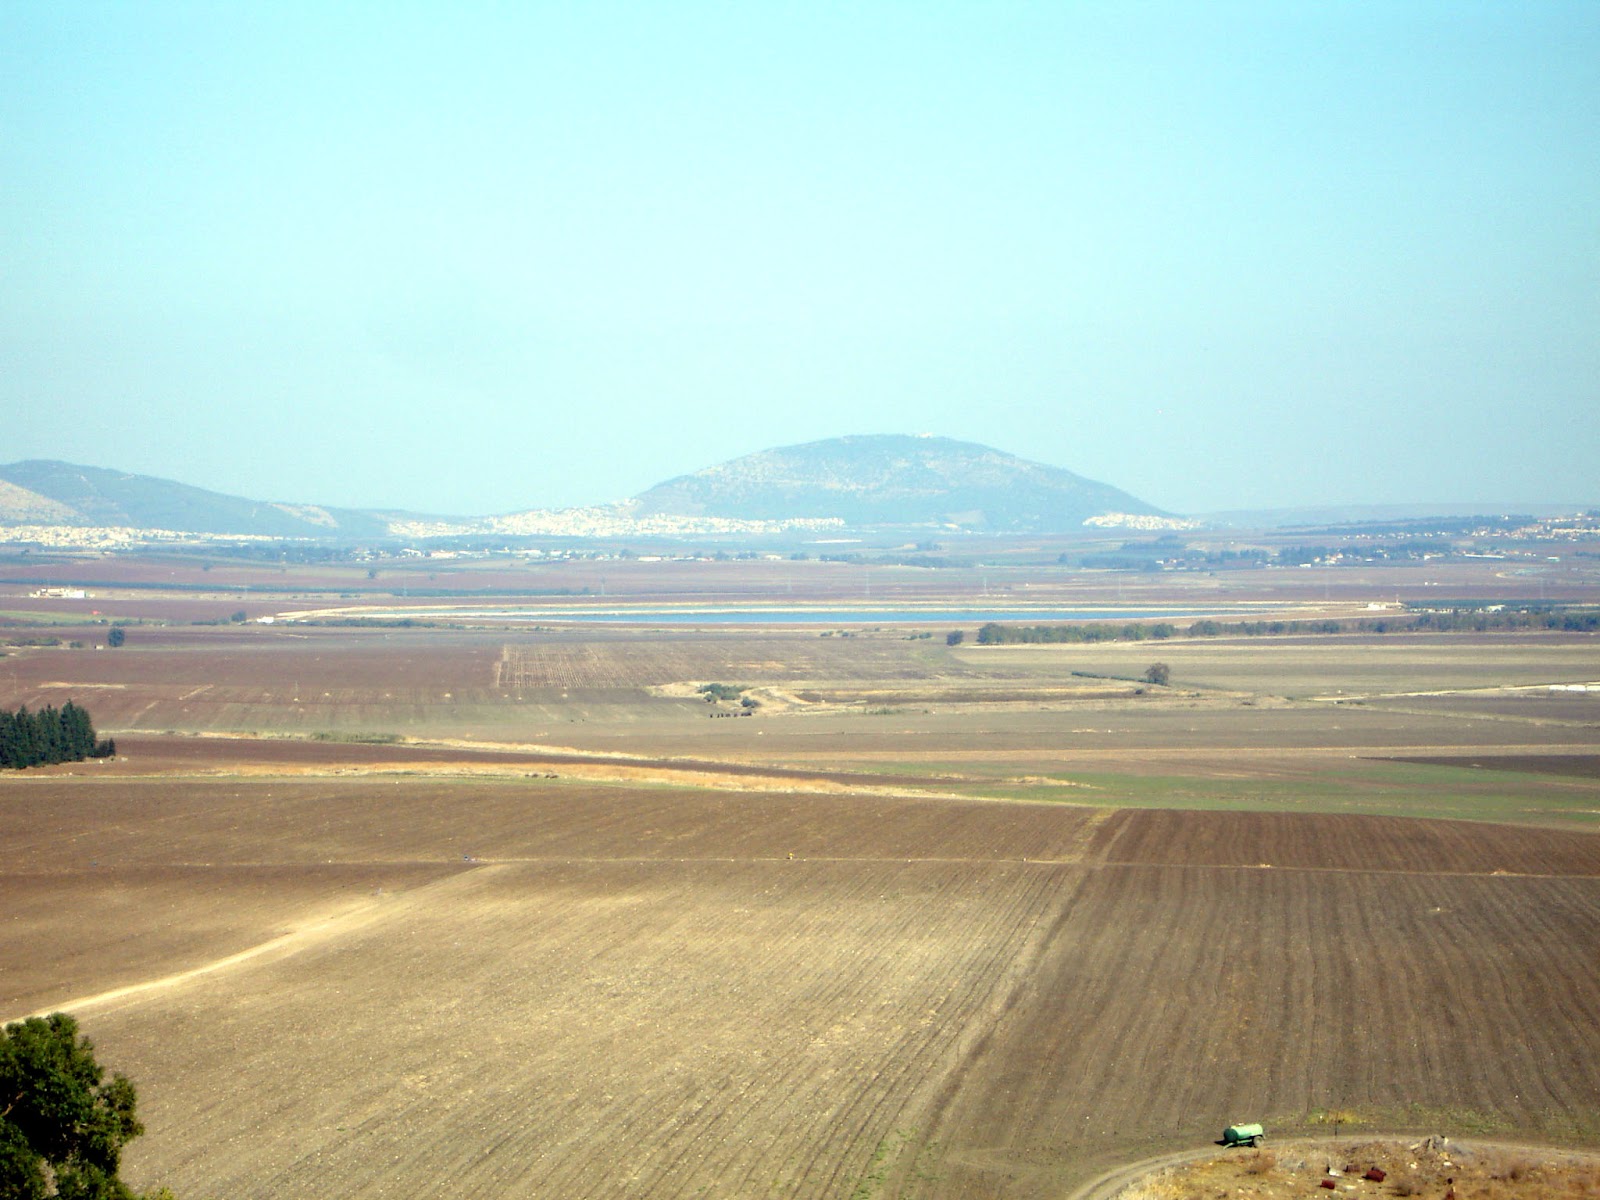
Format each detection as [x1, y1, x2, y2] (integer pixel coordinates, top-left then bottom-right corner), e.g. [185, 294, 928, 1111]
[0, 460, 397, 538]
[632, 434, 1164, 531]
[1, 437, 1164, 537]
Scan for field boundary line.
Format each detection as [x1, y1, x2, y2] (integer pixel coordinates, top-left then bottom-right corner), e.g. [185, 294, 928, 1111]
[1318, 681, 1600, 701]
[1094, 859, 1600, 881]
[46, 763, 991, 801]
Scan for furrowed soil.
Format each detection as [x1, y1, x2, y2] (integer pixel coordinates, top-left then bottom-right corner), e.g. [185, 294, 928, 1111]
[3, 779, 1598, 1199]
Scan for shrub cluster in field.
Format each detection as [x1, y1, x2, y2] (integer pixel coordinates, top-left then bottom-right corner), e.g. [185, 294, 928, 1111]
[697, 683, 761, 710]
[0, 702, 115, 769]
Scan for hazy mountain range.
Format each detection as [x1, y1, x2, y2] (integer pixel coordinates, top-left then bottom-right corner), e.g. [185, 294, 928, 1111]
[0, 437, 1167, 539]
[0, 438, 1579, 541]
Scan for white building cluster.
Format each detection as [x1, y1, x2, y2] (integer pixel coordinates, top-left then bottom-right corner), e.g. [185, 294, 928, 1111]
[390, 505, 845, 540]
[1083, 512, 1202, 531]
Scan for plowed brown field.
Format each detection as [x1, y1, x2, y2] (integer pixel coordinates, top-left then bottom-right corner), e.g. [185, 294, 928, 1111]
[4, 776, 1597, 1199]
[5, 569, 1599, 1196]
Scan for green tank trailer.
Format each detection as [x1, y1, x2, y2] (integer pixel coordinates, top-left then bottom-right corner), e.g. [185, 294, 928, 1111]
[1222, 1123, 1265, 1148]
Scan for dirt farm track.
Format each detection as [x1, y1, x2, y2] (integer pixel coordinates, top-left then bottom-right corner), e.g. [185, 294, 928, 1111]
[3, 775, 1598, 1199]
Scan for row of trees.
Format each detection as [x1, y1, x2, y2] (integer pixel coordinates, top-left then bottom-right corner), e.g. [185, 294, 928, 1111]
[973, 607, 1600, 646]
[0, 702, 115, 769]
[1412, 608, 1600, 633]
[1187, 619, 1343, 637]
[976, 622, 1179, 644]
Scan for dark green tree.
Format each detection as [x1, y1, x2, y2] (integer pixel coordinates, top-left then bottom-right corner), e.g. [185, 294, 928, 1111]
[0, 1013, 156, 1199]
[1144, 662, 1171, 687]
[33, 706, 62, 764]
[59, 703, 93, 760]
[0, 707, 40, 769]
[105, 628, 125, 649]
[0, 705, 112, 769]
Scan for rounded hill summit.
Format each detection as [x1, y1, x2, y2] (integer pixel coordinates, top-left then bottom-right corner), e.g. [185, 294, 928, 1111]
[632, 435, 1164, 532]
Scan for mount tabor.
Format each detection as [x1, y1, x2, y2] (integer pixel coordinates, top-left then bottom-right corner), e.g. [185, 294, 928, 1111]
[633, 434, 1163, 532]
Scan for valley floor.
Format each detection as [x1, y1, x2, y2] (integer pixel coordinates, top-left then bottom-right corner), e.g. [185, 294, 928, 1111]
[3, 561, 1598, 1197]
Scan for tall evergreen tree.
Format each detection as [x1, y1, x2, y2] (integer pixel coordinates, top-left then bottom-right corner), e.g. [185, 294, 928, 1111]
[0, 703, 113, 769]
[60, 702, 96, 759]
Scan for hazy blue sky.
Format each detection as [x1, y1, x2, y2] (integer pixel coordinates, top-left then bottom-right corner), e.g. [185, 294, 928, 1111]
[3, 2, 1596, 516]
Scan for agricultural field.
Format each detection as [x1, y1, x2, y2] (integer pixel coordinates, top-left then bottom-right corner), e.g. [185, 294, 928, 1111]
[2, 781, 1597, 1199]
[2, 554, 1598, 1197]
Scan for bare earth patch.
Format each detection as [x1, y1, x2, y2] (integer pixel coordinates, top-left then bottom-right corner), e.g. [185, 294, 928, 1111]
[1111, 1138, 1600, 1200]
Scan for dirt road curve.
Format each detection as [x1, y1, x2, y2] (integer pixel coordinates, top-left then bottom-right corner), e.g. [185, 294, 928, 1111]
[1064, 1143, 1228, 1200]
